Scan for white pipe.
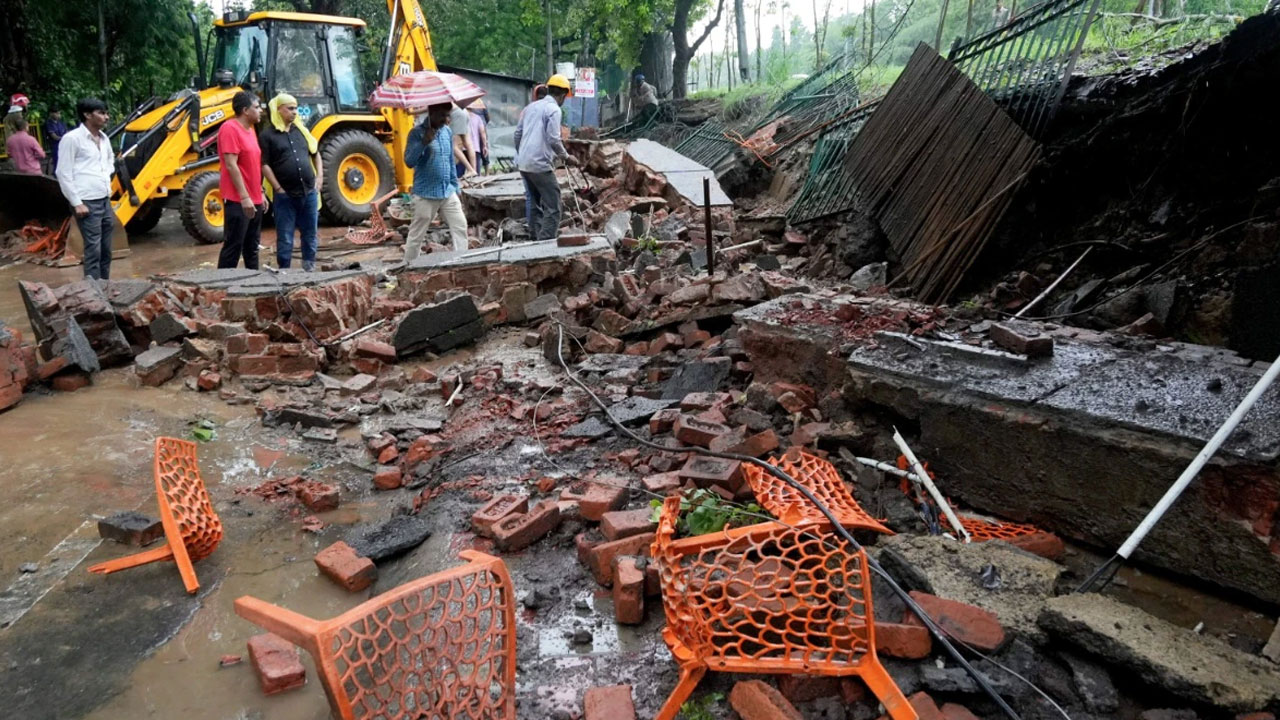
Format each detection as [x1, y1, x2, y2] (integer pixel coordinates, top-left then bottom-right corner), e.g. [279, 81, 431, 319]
[853, 456, 928, 485]
[1015, 246, 1092, 318]
[1117, 351, 1280, 559]
[893, 428, 971, 542]
[445, 381, 464, 407]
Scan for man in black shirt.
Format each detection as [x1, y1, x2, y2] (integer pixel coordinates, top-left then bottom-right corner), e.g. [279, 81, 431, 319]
[261, 93, 323, 270]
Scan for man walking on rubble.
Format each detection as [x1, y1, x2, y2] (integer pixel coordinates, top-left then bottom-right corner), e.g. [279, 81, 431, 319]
[403, 103, 469, 261]
[514, 74, 579, 243]
[56, 97, 115, 280]
[628, 72, 659, 125]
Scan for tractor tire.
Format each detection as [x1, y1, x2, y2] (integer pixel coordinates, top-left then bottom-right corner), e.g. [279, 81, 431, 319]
[320, 129, 395, 226]
[180, 171, 224, 245]
[124, 199, 165, 235]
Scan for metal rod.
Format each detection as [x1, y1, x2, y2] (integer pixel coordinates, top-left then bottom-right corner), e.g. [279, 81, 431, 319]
[703, 177, 715, 275]
[893, 428, 971, 542]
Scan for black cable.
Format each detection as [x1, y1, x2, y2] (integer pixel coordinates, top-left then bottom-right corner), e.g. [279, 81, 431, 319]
[553, 325, 1023, 720]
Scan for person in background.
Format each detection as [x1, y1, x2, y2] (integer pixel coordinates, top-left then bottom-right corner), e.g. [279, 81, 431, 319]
[403, 103, 468, 260]
[518, 85, 549, 233]
[992, 0, 1012, 29]
[216, 91, 265, 270]
[55, 97, 115, 280]
[467, 99, 490, 175]
[261, 93, 323, 271]
[4, 93, 28, 138]
[6, 117, 44, 175]
[450, 103, 477, 178]
[513, 74, 580, 242]
[44, 109, 67, 172]
[628, 73, 658, 124]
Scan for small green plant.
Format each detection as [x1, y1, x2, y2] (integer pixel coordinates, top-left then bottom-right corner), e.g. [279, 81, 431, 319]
[650, 489, 767, 537]
[679, 691, 724, 720]
[189, 418, 216, 442]
[635, 235, 660, 253]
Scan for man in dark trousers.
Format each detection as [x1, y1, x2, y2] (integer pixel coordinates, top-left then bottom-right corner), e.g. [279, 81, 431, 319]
[55, 98, 115, 280]
[513, 74, 579, 242]
[217, 91, 265, 269]
[261, 93, 323, 271]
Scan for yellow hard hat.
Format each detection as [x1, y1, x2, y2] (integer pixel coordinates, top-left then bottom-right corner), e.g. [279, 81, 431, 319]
[546, 74, 571, 90]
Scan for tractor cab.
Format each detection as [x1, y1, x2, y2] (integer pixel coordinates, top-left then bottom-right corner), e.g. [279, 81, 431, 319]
[211, 10, 370, 123]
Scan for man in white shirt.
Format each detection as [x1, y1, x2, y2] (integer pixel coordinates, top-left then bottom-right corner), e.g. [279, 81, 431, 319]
[55, 97, 115, 280]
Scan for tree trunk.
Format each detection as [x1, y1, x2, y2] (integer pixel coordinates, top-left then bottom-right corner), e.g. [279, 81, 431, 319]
[640, 31, 673, 97]
[755, 1, 762, 81]
[671, 0, 725, 100]
[725, 5, 734, 91]
[735, 0, 749, 82]
[544, 0, 554, 76]
[98, 0, 108, 92]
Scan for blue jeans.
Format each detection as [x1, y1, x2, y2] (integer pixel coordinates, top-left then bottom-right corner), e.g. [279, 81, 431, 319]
[273, 190, 319, 268]
[76, 196, 114, 280]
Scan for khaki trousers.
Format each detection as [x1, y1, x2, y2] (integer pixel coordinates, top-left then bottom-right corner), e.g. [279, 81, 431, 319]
[405, 193, 468, 261]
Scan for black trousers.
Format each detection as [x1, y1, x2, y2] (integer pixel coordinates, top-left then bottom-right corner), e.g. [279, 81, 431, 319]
[520, 170, 561, 242]
[218, 202, 264, 269]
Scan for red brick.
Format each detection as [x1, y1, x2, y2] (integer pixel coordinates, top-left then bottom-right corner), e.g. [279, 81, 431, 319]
[584, 330, 624, 354]
[372, 465, 403, 490]
[791, 422, 831, 447]
[576, 531, 602, 566]
[472, 494, 530, 538]
[226, 333, 268, 355]
[368, 433, 395, 454]
[50, 373, 90, 392]
[231, 354, 279, 376]
[682, 329, 712, 347]
[641, 471, 682, 494]
[0, 382, 22, 409]
[585, 532, 655, 586]
[769, 382, 816, 409]
[623, 342, 648, 355]
[410, 366, 437, 383]
[492, 500, 561, 551]
[777, 675, 841, 703]
[600, 508, 658, 541]
[36, 355, 69, 380]
[246, 633, 307, 695]
[583, 684, 636, 720]
[611, 556, 645, 624]
[296, 481, 340, 512]
[560, 481, 627, 522]
[941, 703, 983, 720]
[1008, 531, 1065, 561]
[678, 455, 743, 491]
[729, 680, 803, 720]
[881, 692, 944, 720]
[673, 414, 730, 448]
[351, 357, 385, 376]
[648, 408, 680, 435]
[377, 445, 399, 464]
[644, 559, 661, 597]
[314, 541, 377, 591]
[989, 323, 1053, 358]
[840, 678, 867, 705]
[354, 338, 397, 363]
[904, 591, 1006, 652]
[197, 370, 222, 391]
[403, 436, 436, 469]
[875, 621, 932, 659]
[730, 429, 780, 457]
[649, 332, 683, 354]
[680, 392, 731, 411]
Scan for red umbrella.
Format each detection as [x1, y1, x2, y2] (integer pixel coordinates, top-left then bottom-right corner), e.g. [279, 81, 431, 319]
[369, 71, 486, 113]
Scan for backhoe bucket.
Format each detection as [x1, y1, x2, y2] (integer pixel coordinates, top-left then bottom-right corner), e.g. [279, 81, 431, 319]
[0, 172, 128, 264]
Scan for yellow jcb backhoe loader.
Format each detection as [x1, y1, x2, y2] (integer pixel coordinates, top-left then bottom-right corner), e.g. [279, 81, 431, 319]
[2, 0, 435, 247]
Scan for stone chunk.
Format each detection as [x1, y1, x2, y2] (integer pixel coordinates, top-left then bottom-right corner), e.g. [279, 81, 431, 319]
[149, 312, 192, 345]
[729, 680, 803, 720]
[1263, 620, 1280, 664]
[246, 633, 306, 695]
[1039, 593, 1280, 712]
[523, 293, 561, 321]
[314, 541, 377, 591]
[97, 511, 163, 546]
[134, 346, 183, 387]
[583, 684, 636, 720]
[346, 515, 432, 561]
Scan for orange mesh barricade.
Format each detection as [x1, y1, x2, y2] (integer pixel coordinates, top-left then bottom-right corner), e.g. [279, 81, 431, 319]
[346, 190, 399, 245]
[960, 516, 1042, 542]
[651, 495, 916, 720]
[234, 550, 517, 720]
[743, 449, 892, 534]
[88, 437, 223, 594]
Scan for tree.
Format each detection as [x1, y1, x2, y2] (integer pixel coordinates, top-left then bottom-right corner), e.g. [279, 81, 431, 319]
[735, 0, 750, 80]
[754, 0, 763, 81]
[671, 0, 725, 98]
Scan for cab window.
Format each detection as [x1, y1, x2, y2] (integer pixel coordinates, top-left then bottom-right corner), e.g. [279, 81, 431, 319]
[212, 25, 268, 85]
[274, 24, 326, 97]
[328, 26, 366, 110]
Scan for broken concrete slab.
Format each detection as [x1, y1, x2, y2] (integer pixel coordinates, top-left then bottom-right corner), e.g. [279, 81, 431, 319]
[403, 237, 612, 271]
[58, 316, 100, 373]
[623, 139, 732, 207]
[661, 360, 730, 399]
[877, 534, 1060, 643]
[392, 295, 482, 357]
[1039, 593, 1280, 712]
[346, 515, 432, 562]
[133, 346, 183, 387]
[149, 312, 192, 345]
[563, 396, 680, 438]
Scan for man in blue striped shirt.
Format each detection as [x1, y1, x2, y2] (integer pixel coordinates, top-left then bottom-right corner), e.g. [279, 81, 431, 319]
[404, 102, 469, 260]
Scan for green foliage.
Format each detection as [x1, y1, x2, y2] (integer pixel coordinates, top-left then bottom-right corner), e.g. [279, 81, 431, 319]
[189, 418, 216, 443]
[651, 489, 766, 536]
[679, 691, 725, 720]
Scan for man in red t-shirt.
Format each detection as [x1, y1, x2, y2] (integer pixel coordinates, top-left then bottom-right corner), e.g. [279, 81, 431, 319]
[217, 91, 265, 269]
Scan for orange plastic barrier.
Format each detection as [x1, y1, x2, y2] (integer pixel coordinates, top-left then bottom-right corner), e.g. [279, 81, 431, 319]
[651, 494, 916, 720]
[234, 550, 517, 720]
[743, 449, 891, 534]
[960, 515, 1042, 542]
[345, 190, 399, 245]
[88, 437, 223, 594]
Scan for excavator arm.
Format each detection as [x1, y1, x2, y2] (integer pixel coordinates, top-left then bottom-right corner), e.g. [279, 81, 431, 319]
[382, 0, 438, 190]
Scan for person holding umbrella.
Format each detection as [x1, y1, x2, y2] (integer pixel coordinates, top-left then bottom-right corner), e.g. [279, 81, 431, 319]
[403, 103, 468, 259]
[513, 74, 579, 242]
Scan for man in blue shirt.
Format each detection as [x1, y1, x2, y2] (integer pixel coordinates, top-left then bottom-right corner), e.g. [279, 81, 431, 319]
[513, 74, 579, 242]
[404, 102, 469, 260]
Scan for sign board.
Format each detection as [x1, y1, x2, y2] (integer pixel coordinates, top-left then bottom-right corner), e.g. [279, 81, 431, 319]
[575, 67, 597, 99]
